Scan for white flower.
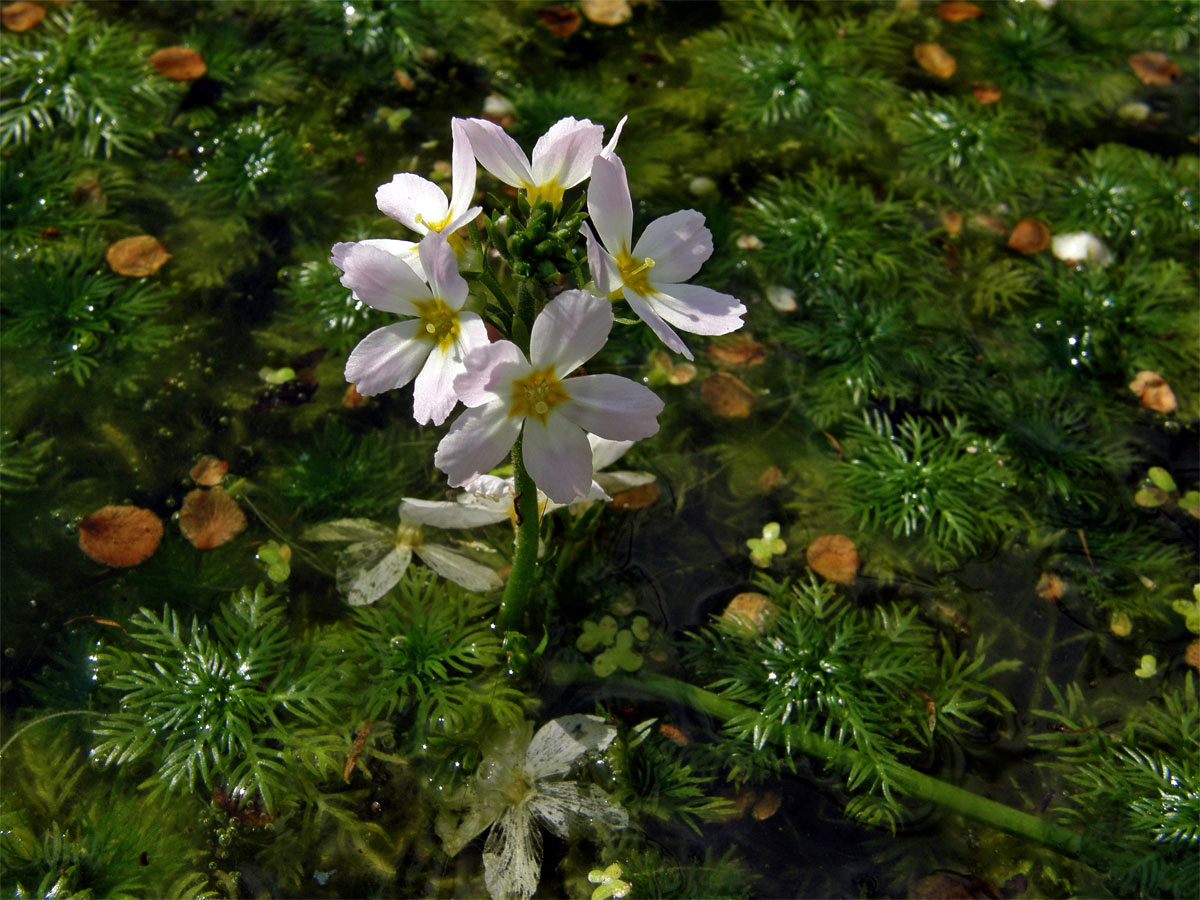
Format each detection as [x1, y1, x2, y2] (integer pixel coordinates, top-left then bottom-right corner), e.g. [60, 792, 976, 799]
[437, 715, 628, 900]
[335, 231, 489, 425]
[435, 290, 663, 505]
[456, 115, 626, 207]
[583, 153, 746, 360]
[301, 500, 505, 605]
[1051, 231, 1113, 268]
[376, 119, 482, 236]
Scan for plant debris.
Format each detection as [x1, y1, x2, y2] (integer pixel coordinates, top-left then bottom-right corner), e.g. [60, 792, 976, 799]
[536, 5, 581, 38]
[580, 0, 632, 26]
[805, 534, 860, 585]
[179, 487, 247, 550]
[1007, 218, 1050, 254]
[1, 1, 44, 31]
[707, 334, 767, 369]
[701, 372, 755, 418]
[937, 1, 983, 21]
[1128, 370, 1177, 414]
[189, 455, 229, 487]
[719, 592, 779, 636]
[104, 235, 171, 277]
[78, 505, 164, 568]
[1128, 51, 1181, 86]
[149, 46, 207, 81]
[914, 43, 956, 79]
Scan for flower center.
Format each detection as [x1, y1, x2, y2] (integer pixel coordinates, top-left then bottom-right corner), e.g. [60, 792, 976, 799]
[499, 768, 536, 808]
[411, 298, 461, 352]
[395, 523, 423, 548]
[509, 366, 569, 424]
[614, 250, 655, 298]
[525, 179, 565, 207]
[415, 211, 454, 233]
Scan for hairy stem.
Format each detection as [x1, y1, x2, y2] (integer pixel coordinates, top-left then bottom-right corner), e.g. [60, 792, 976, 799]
[549, 664, 1091, 865]
[497, 434, 540, 633]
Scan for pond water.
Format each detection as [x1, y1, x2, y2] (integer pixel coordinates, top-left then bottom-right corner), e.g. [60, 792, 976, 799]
[1, 2, 1197, 899]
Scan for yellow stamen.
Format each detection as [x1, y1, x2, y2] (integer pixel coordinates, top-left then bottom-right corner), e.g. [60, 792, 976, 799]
[415, 211, 455, 233]
[395, 524, 423, 548]
[612, 249, 656, 299]
[525, 180, 565, 207]
[509, 366, 569, 424]
[411, 298, 461, 352]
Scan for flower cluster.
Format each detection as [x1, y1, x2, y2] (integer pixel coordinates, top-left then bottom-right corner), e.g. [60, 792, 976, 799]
[330, 115, 746, 505]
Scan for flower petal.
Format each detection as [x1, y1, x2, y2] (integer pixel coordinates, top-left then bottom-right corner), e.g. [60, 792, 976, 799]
[400, 497, 510, 529]
[632, 209, 713, 283]
[415, 543, 503, 592]
[345, 320, 430, 396]
[454, 340, 529, 408]
[600, 115, 628, 160]
[435, 401, 523, 488]
[530, 781, 629, 840]
[529, 290, 612, 377]
[483, 809, 542, 900]
[624, 290, 693, 358]
[457, 117, 534, 188]
[522, 414, 593, 504]
[588, 434, 633, 471]
[595, 469, 656, 493]
[412, 340, 464, 426]
[333, 243, 429, 314]
[641, 281, 747, 337]
[301, 519, 392, 542]
[461, 474, 515, 502]
[447, 118, 480, 227]
[561, 374, 663, 441]
[342, 238, 424, 280]
[525, 715, 619, 779]
[335, 542, 411, 606]
[581, 223, 620, 295]
[530, 117, 604, 189]
[418, 231, 469, 309]
[376, 173, 450, 235]
[587, 154, 634, 254]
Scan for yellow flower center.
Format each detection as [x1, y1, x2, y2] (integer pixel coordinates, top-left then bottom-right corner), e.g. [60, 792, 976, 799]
[415, 211, 454, 233]
[411, 298, 461, 352]
[613, 250, 656, 299]
[509, 366, 569, 424]
[499, 768, 535, 807]
[395, 524, 423, 548]
[525, 179, 565, 207]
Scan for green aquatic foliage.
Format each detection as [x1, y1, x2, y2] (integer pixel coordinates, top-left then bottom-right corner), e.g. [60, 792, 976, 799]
[329, 571, 523, 736]
[0, 242, 171, 384]
[834, 412, 1017, 566]
[615, 845, 754, 900]
[1033, 675, 1200, 899]
[0, 430, 54, 497]
[91, 586, 349, 814]
[279, 241, 391, 354]
[685, 577, 1015, 825]
[0, 6, 172, 158]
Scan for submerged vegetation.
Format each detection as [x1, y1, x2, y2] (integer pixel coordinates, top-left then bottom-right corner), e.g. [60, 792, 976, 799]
[1, 1, 1196, 899]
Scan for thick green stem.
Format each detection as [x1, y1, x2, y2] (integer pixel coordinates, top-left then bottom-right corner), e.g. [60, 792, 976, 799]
[549, 664, 1091, 866]
[497, 434, 540, 633]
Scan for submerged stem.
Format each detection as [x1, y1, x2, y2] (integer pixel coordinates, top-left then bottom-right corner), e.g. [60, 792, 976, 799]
[497, 434, 540, 634]
[549, 665, 1091, 866]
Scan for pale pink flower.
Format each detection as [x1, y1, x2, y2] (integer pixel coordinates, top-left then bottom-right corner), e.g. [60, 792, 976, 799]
[335, 232, 488, 425]
[456, 115, 626, 206]
[434, 290, 662, 504]
[583, 153, 746, 360]
[376, 119, 481, 236]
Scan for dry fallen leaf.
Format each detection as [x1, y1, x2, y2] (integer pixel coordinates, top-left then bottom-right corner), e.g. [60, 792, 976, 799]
[758, 465, 784, 494]
[719, 592, 779, 637]
[971, 82, 1003, 104]
[78, 505, 164, 568]
[393, 69, 416, 90]
[914, 43, 956, 79]
[179, 487, 247, 551]
[1008, 218, 1051, 254]
[701, 372, 755, 418]
[1128, 51, 1181, 86]
[536, 4, 581, 38]
[806, 534, 860, 585]
[707, 334, 767, 369]
[610, 482, 661, 510]
[1036, 572, 1065, 602]
[149, 46, 207, 81]
[1186, 640, 1200, 673]
[937, 1, 983, 21]
[343, 383, 366, 408]
[941, 210, 963, 237]
[1, 1, 45, 31]
[105, 235, 171, 277]
[580, 0, 632, 25]
[751, 790, 782, 821]
[1129, 371, 1177, 414]
[190, 455, 229, 487]
[659, 723, 690, 746]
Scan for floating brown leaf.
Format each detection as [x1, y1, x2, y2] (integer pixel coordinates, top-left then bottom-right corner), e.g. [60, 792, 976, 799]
[719, 592, 779, 637]
[1186, 639, 1200, 673]
[971, 82, 1002, 104]
[580, 0, 632, 25]
[1036, 572, 1065, 602]
[190, 455, 229, 487]
[343, 383, 366, 408]
[179, 487, 246, 551]
[751, 790, 782, 821]
[1007, 218, 1051, 254]
[914, 43, 956, 79]
[707, 334, 767, 369]
[701, 372, 754, 418]
[1129, 370, 1177, 414]
[937, 1, 983, 21]
[105, 235, 170, 277]
[806, 534, 860, 585]
[149, 46, 207, 81]
[536, 4, 581, 38]
[1128, 51, 1180, 86]
[941, 209, 963, 237]
[758, 465, 784, 494]
[2, 1, 44, 31]
[393, 69, 416, 90]
[78, 505, 163, 568]
[610, 482, 660, 510]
